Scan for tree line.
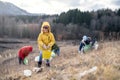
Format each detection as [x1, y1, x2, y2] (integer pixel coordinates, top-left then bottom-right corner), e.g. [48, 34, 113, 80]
[53, 8, 120, 40]
[0, 8, 120, 41]
[0, 15, 56, 39]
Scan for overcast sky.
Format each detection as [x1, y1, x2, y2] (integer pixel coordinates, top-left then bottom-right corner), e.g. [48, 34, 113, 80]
[1, 0, 120, 14]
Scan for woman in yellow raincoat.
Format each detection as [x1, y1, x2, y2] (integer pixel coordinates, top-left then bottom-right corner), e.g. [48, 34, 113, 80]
[37, 21, 55, 67]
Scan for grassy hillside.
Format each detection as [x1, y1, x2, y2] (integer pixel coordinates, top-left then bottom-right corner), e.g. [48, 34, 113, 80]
[0, 40, 120, 80]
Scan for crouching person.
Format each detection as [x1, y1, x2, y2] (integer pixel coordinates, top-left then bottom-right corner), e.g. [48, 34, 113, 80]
[18, 46, 33, 65]
[79, 35, 88, 54]
[51, 43, 60, 56]
[37, 21, 55, 67]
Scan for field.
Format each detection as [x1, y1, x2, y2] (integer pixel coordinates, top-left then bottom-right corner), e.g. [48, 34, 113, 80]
[0, 40, 120, 80]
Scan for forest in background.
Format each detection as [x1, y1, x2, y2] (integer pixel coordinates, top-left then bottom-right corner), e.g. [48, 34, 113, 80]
[0, 8, 120, 41]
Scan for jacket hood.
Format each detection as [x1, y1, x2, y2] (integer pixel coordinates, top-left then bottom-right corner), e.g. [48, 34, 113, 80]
[28, 46, 33, 52]
[41, 21, 51, 33]
[83, 35, 87, 41]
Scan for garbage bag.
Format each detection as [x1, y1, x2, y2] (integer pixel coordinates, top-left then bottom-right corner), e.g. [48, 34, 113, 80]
[35, 56, 40, 62]
[24, 58, 28, 65]
[42, 50, 51, 59]
[24, 69, 32, 77]
[84, 45, 91, 52]
[51, 51, 56, 58]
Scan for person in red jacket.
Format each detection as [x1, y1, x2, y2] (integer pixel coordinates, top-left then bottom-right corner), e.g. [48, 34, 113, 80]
[18, 46, 33, 65]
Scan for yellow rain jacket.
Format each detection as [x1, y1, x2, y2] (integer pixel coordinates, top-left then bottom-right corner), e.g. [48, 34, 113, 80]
[37, 21, 55, 51]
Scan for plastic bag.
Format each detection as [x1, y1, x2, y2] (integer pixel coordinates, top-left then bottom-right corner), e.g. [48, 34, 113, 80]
[24, 58, 28, 65]
[51, 51, 56, 58]
[24, 69, 32, 77]
[84, 45, 91, 52]
[35, 56, 39, 62]
[42, 50, 51, 59]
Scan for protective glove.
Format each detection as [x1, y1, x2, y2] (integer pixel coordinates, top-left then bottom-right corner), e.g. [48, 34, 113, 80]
[46, 45, 50, 49]
[42, 44, 47, 49]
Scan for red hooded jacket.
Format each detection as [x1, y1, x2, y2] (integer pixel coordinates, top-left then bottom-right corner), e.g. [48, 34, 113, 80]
[18, 46, 33, 60]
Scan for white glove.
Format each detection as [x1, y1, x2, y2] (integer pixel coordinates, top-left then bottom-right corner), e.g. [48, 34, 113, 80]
[42, 44, 47, 49]
[46, 45, 50, 49]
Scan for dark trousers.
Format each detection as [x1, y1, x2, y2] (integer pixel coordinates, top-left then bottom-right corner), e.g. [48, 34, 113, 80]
[18, 57, 24, 65]
[79, 42, 85, 51]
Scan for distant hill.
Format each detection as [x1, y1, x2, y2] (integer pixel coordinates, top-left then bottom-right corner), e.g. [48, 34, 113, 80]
[0, 1, 30, 15]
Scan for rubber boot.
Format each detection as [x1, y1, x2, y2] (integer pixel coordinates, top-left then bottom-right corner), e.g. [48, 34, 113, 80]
[38, 61, 42, 67]
[46, 63, 50, 67]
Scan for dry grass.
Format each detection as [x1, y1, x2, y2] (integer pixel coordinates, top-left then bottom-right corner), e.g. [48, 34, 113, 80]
[0, 40, 120, 80]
